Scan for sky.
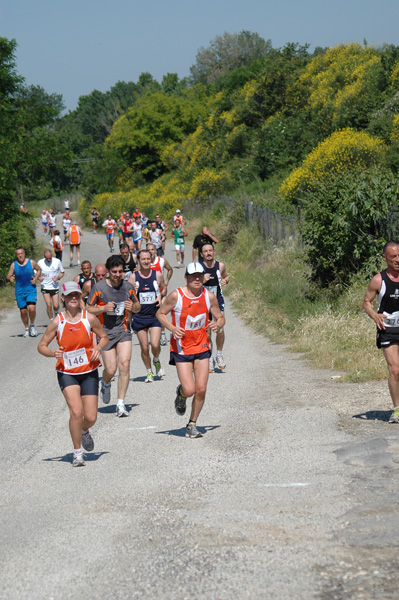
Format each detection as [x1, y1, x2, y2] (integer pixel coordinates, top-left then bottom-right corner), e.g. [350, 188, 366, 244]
[2, 0, 399, 112]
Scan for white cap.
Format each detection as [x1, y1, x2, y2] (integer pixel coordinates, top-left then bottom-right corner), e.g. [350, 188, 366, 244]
[176, 209, 181, 213]
[61, 281, 82, 295]
[185, 262, 205, 275]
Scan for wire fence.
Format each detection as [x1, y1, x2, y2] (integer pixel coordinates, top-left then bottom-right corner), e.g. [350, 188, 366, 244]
[183, 195, 300, 244]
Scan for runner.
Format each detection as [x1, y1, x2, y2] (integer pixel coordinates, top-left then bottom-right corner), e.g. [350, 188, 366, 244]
[148, 221, 164, 256]
[37, 281, 109, 467]
[41, 209, 49, 235]
[192, 226, 219, 262]
[37, 250, 65, 319]
[172, 208, 186, 228]
[131, 215, 143, 253]
[200, 243, 229, 371]
[123, 213, 134, 251]
[64, 198, 70, 211]
[6, 247, 41, 337]
[119, 243, 137, 280]
[91, 207, 100, 233]
[47, 209, 56, 238]
[102, 214, 116, 252]
[128, 249, 165, 382]
[156, 262, 225, 438]
[155, 214, 168, 254]
[68, 221, 83, 267]
[141, 212, 148, 229]
[133, 207, 142, 219]
[74, 260, 95, 290]
[116, 214, 125, 247]
[87, 255, 141, 417]
[50, 229, 64, 261]
[62, 211, 71, 243]
[81, 264, 107, 305]
[147, 242, 173, 346]
[364, 241, 399, 423]
[173, 223, 187, 268]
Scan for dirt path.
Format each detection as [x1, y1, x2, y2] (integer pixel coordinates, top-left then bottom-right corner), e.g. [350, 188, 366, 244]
[0, 217, 397, 599]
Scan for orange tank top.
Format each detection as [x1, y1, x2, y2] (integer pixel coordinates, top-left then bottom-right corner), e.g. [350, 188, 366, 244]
[56, 310, 101, 374]
[69, 225, 80, 245]
[170, 287, 210, 355]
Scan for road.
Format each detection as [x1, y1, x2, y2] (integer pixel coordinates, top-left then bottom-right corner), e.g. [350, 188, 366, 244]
[1, 217, 398, 599]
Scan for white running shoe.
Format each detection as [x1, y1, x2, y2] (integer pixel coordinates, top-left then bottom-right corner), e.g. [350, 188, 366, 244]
[153, 359, 164, 377]
[72, 452, 85, 467]
[216, 354, 226, 369]
[145, 371, 154, 383]
[29, 325, 38, 337]
[23, 328, 29, 338]
[116, 402, 129, 417]
[209, 356, 215, 373]
[160, 332, 167, 346]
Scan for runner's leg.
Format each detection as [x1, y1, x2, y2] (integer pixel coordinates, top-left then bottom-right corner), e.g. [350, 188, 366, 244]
[116, 340, 132, 401]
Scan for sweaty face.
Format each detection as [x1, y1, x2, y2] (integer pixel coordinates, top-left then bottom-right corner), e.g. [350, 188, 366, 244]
[95, 269, 107, 281]
[108, 266, 124, 286]
[15, 249, 26, 263]
[82, 263, 92, 277]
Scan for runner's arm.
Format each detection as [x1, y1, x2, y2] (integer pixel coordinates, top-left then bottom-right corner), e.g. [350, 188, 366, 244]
[163, 258, 173, 286]
[207, 291, 225, 333]
[219, 261, 229, 286]
[6, 262, 15, 282]
[31, 260, 41, 284]
[87, 313, 109, 360]
[37, 318, 63, 358]
[363, 274, 385, 330]
[156, 291, 184, 338]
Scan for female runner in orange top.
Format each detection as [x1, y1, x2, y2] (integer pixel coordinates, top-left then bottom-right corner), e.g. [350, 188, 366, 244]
[38, 281, 108, 466]
[156, 262, 225, 439]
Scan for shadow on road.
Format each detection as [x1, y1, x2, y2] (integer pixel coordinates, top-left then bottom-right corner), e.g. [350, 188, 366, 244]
[43, 451, 109, 463]
[155, 424, 221, 437]
[352, 410, 391, 422]
[98, 403, 139, 414]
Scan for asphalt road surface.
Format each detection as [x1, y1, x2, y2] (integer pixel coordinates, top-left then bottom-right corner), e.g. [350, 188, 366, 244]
[1, 218, 398, 599]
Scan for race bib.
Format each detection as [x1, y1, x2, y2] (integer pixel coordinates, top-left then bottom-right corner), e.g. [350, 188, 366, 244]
[383, 310, 399, 327]
[63, 348, 89, 369]
[177, 237, 184, 243]
[109, 301, 126, 316]
[139, 291, 156, 304]
[207, 285, 218, 296]
[185, 313, 206, 331]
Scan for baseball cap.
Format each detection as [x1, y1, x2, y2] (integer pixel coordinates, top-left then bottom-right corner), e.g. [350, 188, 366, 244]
[61, 281, 82, 295]
[185, 262, 205, 275]
[176, 209, 181, 213]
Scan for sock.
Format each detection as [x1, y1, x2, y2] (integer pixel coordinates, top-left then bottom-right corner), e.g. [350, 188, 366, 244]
[74, 447, 83, 455]
[117, 399, 124, 405]
[188, 421, 196, 425]
[82, 429, 88, 435]
[217, 350, 222, 355]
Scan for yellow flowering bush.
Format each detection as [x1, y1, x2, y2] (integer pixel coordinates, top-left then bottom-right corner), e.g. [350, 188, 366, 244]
[189, 168, 232, 197]
[280, 128, 386, 203]
[391, 114, 399, 142]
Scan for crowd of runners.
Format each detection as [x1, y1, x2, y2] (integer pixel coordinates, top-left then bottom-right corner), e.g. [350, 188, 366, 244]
[7, 205, 229, 467]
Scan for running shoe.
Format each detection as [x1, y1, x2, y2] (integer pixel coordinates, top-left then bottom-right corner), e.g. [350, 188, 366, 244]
[215, 354, 226, 369]
[160, 332, 167, 346]
[145, 371, 154, 383]
[77, 260, 81, 266]
[175, 384, 187, 416]
[29, 325, 38, 337]
[72, 452, 85, 467]
[209, 356, 215, 373]
[116, 402, 129, 417]
[185, 423, 203, 439]
[153, 359, 165, 377]
[69, 262, 73, 267]
[100, 379, 111, 404]
[177, 262, 180, 268]
[23, 328, 29, 338]
[389, 407, 399, 423]
[81, 430, 94, 451]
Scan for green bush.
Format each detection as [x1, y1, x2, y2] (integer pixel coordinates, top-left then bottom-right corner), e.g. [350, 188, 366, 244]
[0, 212, 36, 285]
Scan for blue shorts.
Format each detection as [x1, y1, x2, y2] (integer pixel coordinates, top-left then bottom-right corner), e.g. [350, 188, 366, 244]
[124, 232, 133, 238]
[16, 287, 37, 309]
[57, 369, 99, 395]
[133, 314, 161, 331]
[169, 350, 211, 365]
[106, 232, 114, 240]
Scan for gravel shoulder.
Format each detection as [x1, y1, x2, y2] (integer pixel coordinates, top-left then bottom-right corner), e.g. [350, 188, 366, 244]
[0, 219, 397, 600]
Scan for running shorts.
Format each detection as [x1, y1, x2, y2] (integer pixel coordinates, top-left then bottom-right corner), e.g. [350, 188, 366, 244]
[169, 350, 211, 365]
[57, 369, 99, 395]
[103, 328, 132, 351]
[16, 289, 37, 309]
[175, 244, 185, 251]
[376, 330, 399, 349]
[132, 315, 161, 331]
[41, 288, 59, 296]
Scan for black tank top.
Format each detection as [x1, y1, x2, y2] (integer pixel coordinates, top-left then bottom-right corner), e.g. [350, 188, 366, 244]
[200, 260, 223, 300]
[78, 273, 95, 290]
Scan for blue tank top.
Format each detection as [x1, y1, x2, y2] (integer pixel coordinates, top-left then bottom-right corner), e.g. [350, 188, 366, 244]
[135, 271, 159, 317]
[14, 260, 35, 291]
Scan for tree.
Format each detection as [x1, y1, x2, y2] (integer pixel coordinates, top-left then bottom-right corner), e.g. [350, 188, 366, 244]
[190, 31, 272, 85]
